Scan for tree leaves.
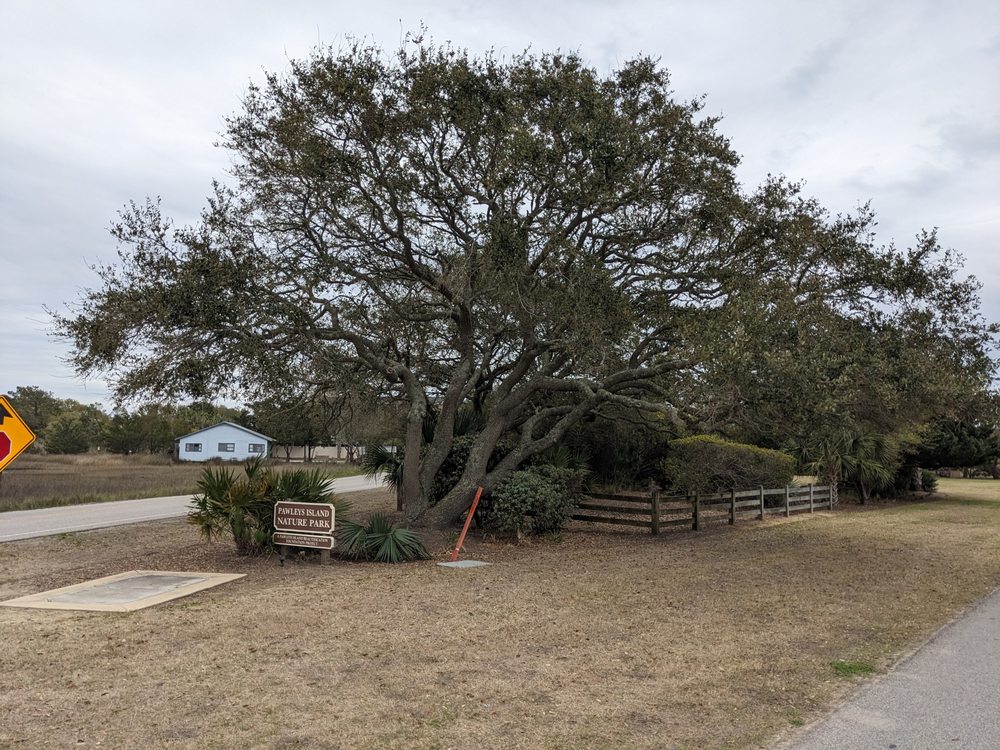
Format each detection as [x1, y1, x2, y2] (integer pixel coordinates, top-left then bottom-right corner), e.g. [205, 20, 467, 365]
[56, 36, 997, 525]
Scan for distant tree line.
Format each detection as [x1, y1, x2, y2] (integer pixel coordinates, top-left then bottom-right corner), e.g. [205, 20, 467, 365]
[3, 385, 399, 457]
[2, 386, 242, 455]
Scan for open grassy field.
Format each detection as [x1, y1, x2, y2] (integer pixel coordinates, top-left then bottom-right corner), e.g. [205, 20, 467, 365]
[0, 453, 363, 513]
[0, 479, 998, 749]
[931, 476, 1000, 502]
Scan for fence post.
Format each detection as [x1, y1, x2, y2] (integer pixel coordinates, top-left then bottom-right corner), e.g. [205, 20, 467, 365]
[809, 484, 815, 513]
[829, 484, 835, 510]
[759, 485, 765, 520]
[784, 485, 790, 517]
[693, 494, 700, 531]
[650, 485, 660, 536]
[729, 488, 736, 525]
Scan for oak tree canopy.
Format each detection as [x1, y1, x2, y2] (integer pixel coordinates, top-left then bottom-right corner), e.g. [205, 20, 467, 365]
[58, 38, 996, 526]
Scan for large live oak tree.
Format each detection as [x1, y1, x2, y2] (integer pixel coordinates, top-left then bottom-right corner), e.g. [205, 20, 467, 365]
[57, 39, 996, 526]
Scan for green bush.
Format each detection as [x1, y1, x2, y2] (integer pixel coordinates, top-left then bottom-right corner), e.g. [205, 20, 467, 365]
[920, 469, 939, 492]
[527, 464, 589, 501]
[662, 435, 795, 494]
[187, 459, 350, 555]
[429, 434, 477, 504]
[337, 512, 429, 563]
[43, 412, 93, 454]
[429, 433, 517, 505]
[487, 466, 583, 536]
[564, 412, 672, 488]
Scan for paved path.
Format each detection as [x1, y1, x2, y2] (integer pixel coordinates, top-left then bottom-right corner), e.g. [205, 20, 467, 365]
[0, 473, 383, 542]
[789, 587, 1000, 749]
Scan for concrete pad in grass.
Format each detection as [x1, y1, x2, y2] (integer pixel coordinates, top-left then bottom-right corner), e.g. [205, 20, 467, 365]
[0, 570, 245, 612]
[437, 560, 491, 568]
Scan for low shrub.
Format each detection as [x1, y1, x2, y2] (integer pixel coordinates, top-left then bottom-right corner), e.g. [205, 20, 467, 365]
[920, 469, 939, 492]
[527, 464, 589, 502]
[662, 435, 795, 494]
[337, 512, 429, 563]
[892, 464, 940, 496]
[429, 434, 477, 504]
[487, 465, 585, 536]
[564, 412, 673, 488]
[187, 458, 350, 555]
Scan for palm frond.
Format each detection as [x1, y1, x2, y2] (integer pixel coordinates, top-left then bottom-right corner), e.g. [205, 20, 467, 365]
[335, 512, 428, 563]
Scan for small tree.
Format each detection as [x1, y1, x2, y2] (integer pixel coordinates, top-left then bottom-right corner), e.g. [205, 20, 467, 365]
[44, 412, 96, 454]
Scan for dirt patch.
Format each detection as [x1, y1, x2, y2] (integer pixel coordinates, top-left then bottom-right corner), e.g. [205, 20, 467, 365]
[2, 485, 1000, 749]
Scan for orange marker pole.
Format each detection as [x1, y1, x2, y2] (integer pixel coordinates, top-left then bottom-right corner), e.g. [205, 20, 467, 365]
[449, 486, 484, 562]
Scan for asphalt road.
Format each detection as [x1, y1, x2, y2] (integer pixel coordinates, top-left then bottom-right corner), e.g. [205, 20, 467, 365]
[0, 473, 384, 542]
[788, 587, 1000, 749]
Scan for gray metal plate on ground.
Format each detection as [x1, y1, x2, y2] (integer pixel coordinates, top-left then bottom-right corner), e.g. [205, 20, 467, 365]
[0, 570, 245, 612]
[437, 560, 491, 568]
[47, 574, 206, 605]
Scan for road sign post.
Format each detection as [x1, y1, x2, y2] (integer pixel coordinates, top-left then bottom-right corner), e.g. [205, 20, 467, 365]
[0, 397, 36, 474]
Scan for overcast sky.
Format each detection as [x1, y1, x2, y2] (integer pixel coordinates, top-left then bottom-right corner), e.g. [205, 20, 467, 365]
[2, 0, 997, 407]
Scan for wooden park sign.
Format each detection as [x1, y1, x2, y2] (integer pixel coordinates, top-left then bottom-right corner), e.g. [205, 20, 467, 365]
[273, 532, 334, 550]
[273, 501, 335, 563]
[273, 501, 335, 534]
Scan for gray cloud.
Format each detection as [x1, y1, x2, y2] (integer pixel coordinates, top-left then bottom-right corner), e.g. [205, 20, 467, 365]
[2, 0, 998, 402]
[783, 36, 849, 100]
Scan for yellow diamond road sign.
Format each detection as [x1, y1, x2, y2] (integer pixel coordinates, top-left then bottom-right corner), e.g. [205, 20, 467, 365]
[0, 396, 36, 473]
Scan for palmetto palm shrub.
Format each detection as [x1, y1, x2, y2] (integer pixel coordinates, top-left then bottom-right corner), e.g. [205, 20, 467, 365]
[920, 469, 939, 492]
[842, 433, 898, 503]
[791, 431, 899, 504]
[188, 458, 350, 555]
[362, 444, 403, 491]
[337, 512, 429, 563]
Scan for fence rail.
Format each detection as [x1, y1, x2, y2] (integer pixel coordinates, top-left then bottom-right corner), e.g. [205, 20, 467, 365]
[570, 485, 833, 535]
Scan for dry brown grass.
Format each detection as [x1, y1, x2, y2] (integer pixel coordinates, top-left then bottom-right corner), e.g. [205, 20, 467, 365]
[1, 482, 999, 749]
[932, 476, 1000, 502]
[0, 454, 362, 512]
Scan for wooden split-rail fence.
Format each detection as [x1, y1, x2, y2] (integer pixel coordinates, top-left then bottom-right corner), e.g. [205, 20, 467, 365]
[572, 485, 834, 535]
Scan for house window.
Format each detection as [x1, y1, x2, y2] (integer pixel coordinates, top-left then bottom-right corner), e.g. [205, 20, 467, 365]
[218, 443, 235, 453]
[185, 443, 202, 453]
[248, 443, 265, 454]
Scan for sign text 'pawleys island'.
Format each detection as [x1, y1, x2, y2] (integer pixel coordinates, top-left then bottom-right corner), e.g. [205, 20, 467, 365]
[273, 501, 335, 534]
[273, 501, 335, 562]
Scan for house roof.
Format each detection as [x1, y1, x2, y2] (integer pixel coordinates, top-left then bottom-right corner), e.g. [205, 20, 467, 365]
[175, 421, 274, 443]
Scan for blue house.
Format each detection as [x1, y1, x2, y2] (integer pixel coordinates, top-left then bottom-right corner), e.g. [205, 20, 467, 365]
[175, 422, 274, 462]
